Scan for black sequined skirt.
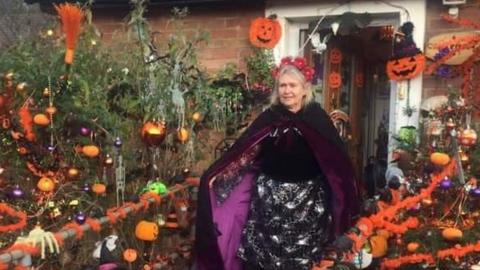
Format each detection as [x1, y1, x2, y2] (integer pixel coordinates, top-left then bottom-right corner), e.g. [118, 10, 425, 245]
[237, 173, 332, 270]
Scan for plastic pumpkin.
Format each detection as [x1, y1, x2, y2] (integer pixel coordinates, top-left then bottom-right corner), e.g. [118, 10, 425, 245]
[82, 145, 100, 158]
[92, 183, 106, 195]
[407, 242, 419, 252]
[135, 221, 159, 241]
[328, 72, 342, 89]
[386, 54, 425, 81]
[249, 17, 282, 49]
[442, 227, 463, 240]
[37, 177, 55, 192]
[33, 113, 50, 126]
[369, 235, 387, 258]
[430, 152, 450, 166]
[123, 248, 138, 263]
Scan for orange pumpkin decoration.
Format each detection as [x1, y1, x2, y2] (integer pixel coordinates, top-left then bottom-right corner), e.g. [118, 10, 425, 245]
[328, 72, 342, 89]
[386, 54, 425, 81]
[430, 152, 450, 166]
[249, 17, 282, 49]
[45, 106, 57, 115]
[33, 113, 50, 126]
[329, 48, 343, 64]
[123, 248, 138, 263]
[407, 242, 419, 252]
[458, 128, 477, 147]
[177, 127, 189, 143]
[37, 177, 55, 192]
[135, 220, 159, 241]
[67, 167, 79, 179]
[92, 183, 106, 194]
[369, 235, 388, 258]
[141, 121, 167, 146]
[82, 145, 100, 158]
[442, 227, 463, 240]
[192, 112, 202, 123]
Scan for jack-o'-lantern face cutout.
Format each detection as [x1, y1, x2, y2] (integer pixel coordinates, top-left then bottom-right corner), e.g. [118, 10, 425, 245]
[386, 53, 425, 81]
[328, 72, 342, 89]
[249, 17, 282, 49]
[330, 48, 343, 64]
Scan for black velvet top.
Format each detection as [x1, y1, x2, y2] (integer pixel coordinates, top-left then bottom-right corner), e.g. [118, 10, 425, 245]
[258, 106, 323, 182]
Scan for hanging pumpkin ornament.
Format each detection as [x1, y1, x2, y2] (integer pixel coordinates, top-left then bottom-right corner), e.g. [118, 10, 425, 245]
[45, 106, 57, 116]
[386, 22, 425, 81]
[329, 48, 343, 64]
[33, 113, 50, 126]
[249, 15, 282, 49]
[82, 145, 100, 158]
[37, 177, 55, 192]
[54, 3, 84, 65]
[406, 242, 420, 252]
[430, 152, 450, 166]
[92, 183, 106, 195]
[177, 127, 189, 143]
[141, 121, 167, 146]
[135, 221, 159, 241]
[67, 167, 80, 179]
[123, 249, 138, 263]
[328, 72, 342, 89]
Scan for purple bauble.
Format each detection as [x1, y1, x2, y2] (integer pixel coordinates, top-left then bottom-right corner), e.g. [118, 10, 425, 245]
[439, 178, 452, 189]
[74, 212, 87, 224]
[471, 188, 480, 198]
[83, 183, 91, 192]
[11, 185, 24, 198]
[80, 127, 91, 136]
[113, 137, 122, 147]
[47, 145, 55, 152]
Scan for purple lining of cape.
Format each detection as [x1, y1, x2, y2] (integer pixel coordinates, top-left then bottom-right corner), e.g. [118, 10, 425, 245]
[99, 263, 118, 270]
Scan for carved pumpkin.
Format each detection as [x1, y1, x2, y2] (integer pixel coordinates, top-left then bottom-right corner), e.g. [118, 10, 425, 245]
[386, 53, 425, 81]
[249, 17, 282, 49]
[329, 48, 343, 64]
[442, 227, 463, 240]
[369, 235, 387, 258]
[37, 177, 55, 192]
[135, 220, 159, 241]
[328, 72, 342, 89]
[141, 121, 166, 146]
[430, 152, 450, 166]
[33, 113, 50, 126]
[123, 248, 138, 263]
[82, 145, 100, 158]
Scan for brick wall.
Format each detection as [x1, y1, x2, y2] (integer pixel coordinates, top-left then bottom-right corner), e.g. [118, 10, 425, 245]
[423, 0, 480, 99]
[92, 2, 264, 73]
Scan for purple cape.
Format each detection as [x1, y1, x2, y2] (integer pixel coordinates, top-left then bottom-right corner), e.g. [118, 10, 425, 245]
[195, 103, 360, 270]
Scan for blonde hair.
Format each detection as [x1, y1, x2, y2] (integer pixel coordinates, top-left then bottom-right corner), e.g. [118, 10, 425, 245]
[269, 64, 313, 107]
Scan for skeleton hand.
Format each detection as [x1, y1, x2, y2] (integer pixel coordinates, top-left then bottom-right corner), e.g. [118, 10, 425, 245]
[15, 225, 60, 259]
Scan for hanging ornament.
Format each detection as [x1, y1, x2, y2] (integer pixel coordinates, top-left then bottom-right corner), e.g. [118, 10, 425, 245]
[442, 227, 463, 240]
[141, 121, 167, 146]
[54, 3, 84, 65]
[439, 177, 452, 189]
[92, 183, 106, 195]
[104, 154, 114, 166]
[16, 82, 27, 93]
[471, 188, 480, 198]
[406, 242, 420, 252]
[123, 249, 138, 263]
[45, 106, 57, 116]
[191, 112, 202, 123]
[47, 145, 56, 152]
[446, 118, 456, 129]
[67, 167, 80, 179]
[430, 152, 450, 166]
[74, 212, 87, 224]
[460, 150, 470, 165]
[328, 72, 342, 89]
[135, 221, 159, 241]
[37, 177, 55, 192]
[83, 183, 91, 192]
[249, 16, 282, 49]
[177, 127, 189, 144]
[80, 127, 91, 136]
[329, 48, 343, 64]
[43, 87, 51, 97]
[10, 185, 25, 199]
[33, 113, 50, 126]
[113, 137, 122, 147]
[459, 128, 477, 147]
[82, 145, 100, 158]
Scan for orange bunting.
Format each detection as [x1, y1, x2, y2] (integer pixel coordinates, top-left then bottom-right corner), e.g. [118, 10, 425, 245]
[54, 3, 84, 64]
[18, 106, 35, 142]
[0, 203, 28, 233]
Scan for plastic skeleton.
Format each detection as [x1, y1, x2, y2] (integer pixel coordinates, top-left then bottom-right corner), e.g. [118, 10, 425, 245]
[14, 225, 60, 259]
[115, 155, 126, 206]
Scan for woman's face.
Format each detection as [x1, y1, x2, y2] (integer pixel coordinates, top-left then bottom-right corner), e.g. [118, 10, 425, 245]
[278, 73, 306, 113]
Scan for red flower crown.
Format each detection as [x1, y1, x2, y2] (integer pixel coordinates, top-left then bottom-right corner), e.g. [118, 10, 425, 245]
[271, 56, 315, 83]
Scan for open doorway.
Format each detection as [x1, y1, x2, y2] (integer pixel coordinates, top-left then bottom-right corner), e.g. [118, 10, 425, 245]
[304, 25, 393, 197]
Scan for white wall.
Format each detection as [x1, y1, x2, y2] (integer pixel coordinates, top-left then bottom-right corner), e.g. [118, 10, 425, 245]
[266, 0, 427, 161]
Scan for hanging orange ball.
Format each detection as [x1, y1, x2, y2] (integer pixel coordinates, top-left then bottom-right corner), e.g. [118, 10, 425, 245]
[192, 112, 202, 123]
[33, 113, 50, 126]
[442, 227, 463, 240]
[123, 248, 138, 263]
[45, 106, 57, 115]
[407, 242, 419, 252]
[37, 177, 55, 192]
[430, 152, 450, 166]
[67, 167, 79, 179]
[92, 183, 106, 195]
[82, 145, 100, 158]
[177, 128, 189, 143]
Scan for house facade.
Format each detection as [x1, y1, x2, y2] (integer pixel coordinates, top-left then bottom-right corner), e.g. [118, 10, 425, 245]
[86, 0, 479, 179]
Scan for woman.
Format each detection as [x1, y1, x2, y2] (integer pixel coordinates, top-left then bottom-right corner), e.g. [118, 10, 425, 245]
[195, 57, 359, 270]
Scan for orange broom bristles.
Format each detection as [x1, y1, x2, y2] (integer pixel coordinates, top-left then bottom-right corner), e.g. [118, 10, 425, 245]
[54, 3, 84, 64]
